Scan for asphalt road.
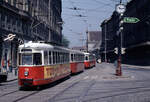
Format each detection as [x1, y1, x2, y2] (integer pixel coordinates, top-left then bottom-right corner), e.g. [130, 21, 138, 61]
[0, 63, 150, 102]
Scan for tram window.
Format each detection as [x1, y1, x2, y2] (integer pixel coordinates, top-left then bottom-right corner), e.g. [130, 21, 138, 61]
[67, 53, 69, 62]
[44, 51, 48, 65]
[58, 52, 60, 63]
[22, 54, 32, 65]
[85, 56, 88, 61]
[53, 52, 55, 64]
[49, 51, 52, 64]
[33, 53, 42, 65]
[18, 53, 21, 65]
[62, 53, 64, 63]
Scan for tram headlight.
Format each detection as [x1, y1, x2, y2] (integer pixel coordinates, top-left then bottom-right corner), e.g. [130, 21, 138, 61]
[24, 71, 29, 76]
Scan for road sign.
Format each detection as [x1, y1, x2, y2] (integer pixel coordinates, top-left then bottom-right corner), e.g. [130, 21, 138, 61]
[4, 34, 16, 41]
[123, 17, 140, 23]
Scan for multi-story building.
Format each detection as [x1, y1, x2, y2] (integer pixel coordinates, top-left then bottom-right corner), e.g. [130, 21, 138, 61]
[87, 31, 102, 59]
[100, 0, 150, 65]
[87, 31, 101, 52]
[0, 0, 62, 73]
[100, 12, 119, 62]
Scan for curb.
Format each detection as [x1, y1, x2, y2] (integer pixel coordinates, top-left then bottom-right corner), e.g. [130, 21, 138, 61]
[7, 78, 17, 82]
[122, 64, 150, 69]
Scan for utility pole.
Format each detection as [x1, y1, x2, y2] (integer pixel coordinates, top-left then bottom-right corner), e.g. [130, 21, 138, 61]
[86, 30, 88, 52]
[115, 0, 126, 76]
[104, 20, 107, 62]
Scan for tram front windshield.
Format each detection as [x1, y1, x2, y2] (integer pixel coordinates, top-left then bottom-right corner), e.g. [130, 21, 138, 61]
[20, 53, 42, 65]
[22, 54, 32, 65]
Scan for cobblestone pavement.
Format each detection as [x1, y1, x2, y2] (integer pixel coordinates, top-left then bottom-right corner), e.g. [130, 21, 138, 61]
[1, 63, 150, 102]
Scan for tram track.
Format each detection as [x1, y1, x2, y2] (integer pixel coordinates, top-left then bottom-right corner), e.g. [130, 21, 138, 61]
[0, 88, 41, 102]
[13, 91, 40, 102]
[0, 81, 17, 90]
[0, 90, 19, 97]
[47, 79, 96, 102]
[76, 80, 95, 102]
[48, 80, 80, 102]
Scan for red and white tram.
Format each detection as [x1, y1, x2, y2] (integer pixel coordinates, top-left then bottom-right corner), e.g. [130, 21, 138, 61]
[70, 50, 84, 74]
[84, 53, 96, 69]
[18, 41, 71, 88]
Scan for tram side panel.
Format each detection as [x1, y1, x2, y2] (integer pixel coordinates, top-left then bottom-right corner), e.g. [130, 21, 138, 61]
[70, 51, 85, 74]
[70, 62, 84, 74]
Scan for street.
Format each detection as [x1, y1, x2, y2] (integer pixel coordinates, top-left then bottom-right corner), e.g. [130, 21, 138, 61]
[1, 63, 150, 102]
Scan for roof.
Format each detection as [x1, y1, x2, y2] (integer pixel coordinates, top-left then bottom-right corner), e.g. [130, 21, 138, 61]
[19, 41, 54, 50]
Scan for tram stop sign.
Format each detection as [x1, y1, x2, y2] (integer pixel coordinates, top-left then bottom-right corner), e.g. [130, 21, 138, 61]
[123, 17, 140, 23]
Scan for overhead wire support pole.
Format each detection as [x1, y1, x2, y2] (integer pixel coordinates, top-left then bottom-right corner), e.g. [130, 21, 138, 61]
[104, 20, 107, 63]
[115, 1, 126, 76]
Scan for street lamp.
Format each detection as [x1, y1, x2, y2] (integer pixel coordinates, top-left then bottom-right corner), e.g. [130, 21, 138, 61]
[115, 1, 126, 76]
[104, 21, 107, 62]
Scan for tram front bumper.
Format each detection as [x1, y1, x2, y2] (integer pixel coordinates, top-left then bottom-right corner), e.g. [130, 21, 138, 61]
[19, 78, 33, 86]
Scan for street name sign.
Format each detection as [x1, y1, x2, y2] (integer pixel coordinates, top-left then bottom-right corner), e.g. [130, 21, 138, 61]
[123, 17, 140, 23]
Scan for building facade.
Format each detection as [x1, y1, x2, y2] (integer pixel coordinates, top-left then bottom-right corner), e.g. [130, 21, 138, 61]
[0, 0, 62, 72]
[100, 12, 119, 62]
[87, 31, 102, 59]
[100, 0, 150, 65]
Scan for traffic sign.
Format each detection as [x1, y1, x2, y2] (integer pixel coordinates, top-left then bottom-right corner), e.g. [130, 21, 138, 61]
[4, 34, 16, 41]
[114, 48, 126, 54]
[114, 48, 118, 54]
[123, 17, 140, 23]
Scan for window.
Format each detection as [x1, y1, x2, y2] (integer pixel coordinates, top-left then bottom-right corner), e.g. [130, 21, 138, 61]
[21, 54, 32, 65]
[71, 54, 73, 62]
[33, 53, 42, 65]
[49, 51, 52, 64]
[53, 52, 55, 64]
[58, 52, 60, 63]
[44, 51, 48, 65]
[85, 56, 88, 61]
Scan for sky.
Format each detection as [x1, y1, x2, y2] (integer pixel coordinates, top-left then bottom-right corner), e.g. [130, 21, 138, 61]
[62, 0, 128, 47]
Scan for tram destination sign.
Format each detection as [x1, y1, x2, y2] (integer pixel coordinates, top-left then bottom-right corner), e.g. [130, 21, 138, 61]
[123, 17, 140, 23]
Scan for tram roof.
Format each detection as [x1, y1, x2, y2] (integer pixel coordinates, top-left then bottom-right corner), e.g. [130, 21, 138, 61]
[19, 41, 54, 50]
[19, 41, 70, 52]
[70, 50, 84, 54]
[84, 52, 90, 55]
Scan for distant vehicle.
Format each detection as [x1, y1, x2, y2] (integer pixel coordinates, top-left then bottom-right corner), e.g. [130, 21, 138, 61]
[84, 53, 96, 68]
[97, 59, 101, 64]
[18, 41, 71, 89]
[70, 50, 84, 74]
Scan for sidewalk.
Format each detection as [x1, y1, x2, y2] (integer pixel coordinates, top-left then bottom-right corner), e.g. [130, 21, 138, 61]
[7, 69, 18, 82]
[122, 64, 150, 69]
[96, 62, 133, 80]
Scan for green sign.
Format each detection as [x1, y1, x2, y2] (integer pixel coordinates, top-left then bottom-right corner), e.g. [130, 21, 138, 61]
[123, 17, 140, 23]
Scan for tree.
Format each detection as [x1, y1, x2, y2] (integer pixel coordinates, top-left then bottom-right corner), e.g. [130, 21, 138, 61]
[61, 35, 70, 47]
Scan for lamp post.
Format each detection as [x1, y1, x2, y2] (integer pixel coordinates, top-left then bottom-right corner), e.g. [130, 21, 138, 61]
[104, 21, 107, 62]
[115, 1, 126, 76]
[86, 30, 88, 52]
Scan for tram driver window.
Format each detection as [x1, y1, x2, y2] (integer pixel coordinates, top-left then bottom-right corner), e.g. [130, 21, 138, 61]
[22, 54, 32, 65]
[33, 53, 42, 65]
